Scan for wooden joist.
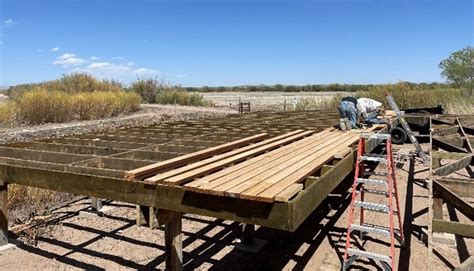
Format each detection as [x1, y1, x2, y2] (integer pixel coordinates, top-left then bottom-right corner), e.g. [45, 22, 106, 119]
[433, 154, 473, 176]
[433, 180, 474, 220]
[432, 219, 474, 238]
[436, 178, 474, 198]
[124, 133, 269, 180]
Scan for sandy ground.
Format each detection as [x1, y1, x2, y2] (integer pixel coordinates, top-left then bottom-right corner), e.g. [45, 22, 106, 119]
[0, 143, 471, 270]
[0, 104, 232, 145]
[202, 91, 349, 111]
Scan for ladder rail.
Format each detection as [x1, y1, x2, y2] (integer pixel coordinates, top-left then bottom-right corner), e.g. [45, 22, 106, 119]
[343, 137, 365, 262]
[343, 134, 405, 270]
[386, 94, 428, 164]
[388, 136, 405, 242]
[386, 138, 397, 269]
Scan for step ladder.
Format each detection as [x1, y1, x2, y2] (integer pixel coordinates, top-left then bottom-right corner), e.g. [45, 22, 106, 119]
[342, 133, 404, 271]
[386, 94, 428, 164]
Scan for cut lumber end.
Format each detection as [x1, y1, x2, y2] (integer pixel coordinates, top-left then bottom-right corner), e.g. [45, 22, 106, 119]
[274, 183, 303, 202]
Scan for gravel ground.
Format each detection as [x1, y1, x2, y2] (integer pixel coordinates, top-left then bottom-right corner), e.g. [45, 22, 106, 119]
[0, 104, 233, 145]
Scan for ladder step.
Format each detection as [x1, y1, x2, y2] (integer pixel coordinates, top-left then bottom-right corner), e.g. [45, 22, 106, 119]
[363, 171, 388, 177]
[360, 155, 387, 163]
[360, 188, 390, 196]
[347, 248, 391, 263]
[354, 201, 390, 213]
[351, 223, 391, 237]
[357, 178, 387, 186]
[360, 133, 391, 140]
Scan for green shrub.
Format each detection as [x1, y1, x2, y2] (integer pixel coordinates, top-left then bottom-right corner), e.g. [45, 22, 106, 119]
[156, 90, 209, 106]
[129, 77, 179, 103]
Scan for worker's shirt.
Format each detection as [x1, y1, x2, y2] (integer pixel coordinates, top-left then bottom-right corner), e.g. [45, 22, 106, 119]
[357, 98, 382, 120]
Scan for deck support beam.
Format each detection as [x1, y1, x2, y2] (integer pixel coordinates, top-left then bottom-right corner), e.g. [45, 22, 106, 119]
[165, 211, 183, 271]
[242, 223, 255, 246]
[0, 178, 7, 246]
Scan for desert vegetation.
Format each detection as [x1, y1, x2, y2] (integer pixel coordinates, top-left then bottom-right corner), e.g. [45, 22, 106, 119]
[294, 83, 472, 114]
[1, 74, 141, 126]
[128, 77, 209, 106]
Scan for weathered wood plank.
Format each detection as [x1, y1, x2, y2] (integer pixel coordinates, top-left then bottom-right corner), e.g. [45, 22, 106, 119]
[436, 178, 474, 198]
[433, 180, 474, 220]
[0, 177, 7, 246]
[456, 118, 473, 153]
[165, 211, 183, 271]
[432, 219, 474, 238]
[433, 155, 473, 176]
[432, 138, 468, 153]
[125, 133, 268, 180]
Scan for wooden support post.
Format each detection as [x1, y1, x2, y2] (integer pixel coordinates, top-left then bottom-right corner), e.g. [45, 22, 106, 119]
[91, 197, 103, 212]
[136, 205, 151, 226]
[433, 197, 443, 220]
[0, 180, 7, 246]
[242, 223, 255, 246]
[165, 211, 183, 271]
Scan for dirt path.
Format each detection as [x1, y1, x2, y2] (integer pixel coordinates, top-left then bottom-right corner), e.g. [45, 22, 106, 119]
[0, 143, 470, 270]
[0, 104, 232, 145]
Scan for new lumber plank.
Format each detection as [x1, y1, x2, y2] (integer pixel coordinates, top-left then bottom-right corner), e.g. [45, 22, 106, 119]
[147, 130, 314, 185]
[184, 129, 334, 192]
[274, 183, 303, 202]
[144, 131, 307, 183]
[224, 132, 357, 200]
[125, 133, 268, 180]
[250, 133, 360, 202]
[206, 130, 345, 196]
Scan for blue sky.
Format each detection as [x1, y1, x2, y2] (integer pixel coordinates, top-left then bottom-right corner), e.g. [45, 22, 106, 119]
[0, 0, 472, 87]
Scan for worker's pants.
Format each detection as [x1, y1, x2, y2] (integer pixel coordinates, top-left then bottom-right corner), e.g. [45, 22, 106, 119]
[338, 101, 357, 128]
[365, 111, 384, 124]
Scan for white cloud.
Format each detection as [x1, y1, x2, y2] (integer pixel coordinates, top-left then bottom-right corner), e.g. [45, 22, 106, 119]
[3, 19, 15, 25]
[50, 47, 60, 52]
[0, 41, 3, 45]
[52, 53, 87, 67]
[112, 56, 125, 60]
[135, 68, 160, 74]
[51, 52, 159, 81]
[143, 40, 149, 43]
[87, 62, 112, 69]
[176, 74, 188, 78]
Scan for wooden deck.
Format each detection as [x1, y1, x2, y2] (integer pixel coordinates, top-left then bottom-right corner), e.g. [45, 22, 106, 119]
[0, 110, 394, 232]
[128, 124, 385, 204]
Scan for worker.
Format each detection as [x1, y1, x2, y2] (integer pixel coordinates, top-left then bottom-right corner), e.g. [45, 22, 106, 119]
[338, 96, 358, 131]
[357, 97, 387, 125]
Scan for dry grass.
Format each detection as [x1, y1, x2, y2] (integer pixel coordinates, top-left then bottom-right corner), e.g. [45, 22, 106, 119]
[0, 88, 141, 125]
[294, 83, 473, 113]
